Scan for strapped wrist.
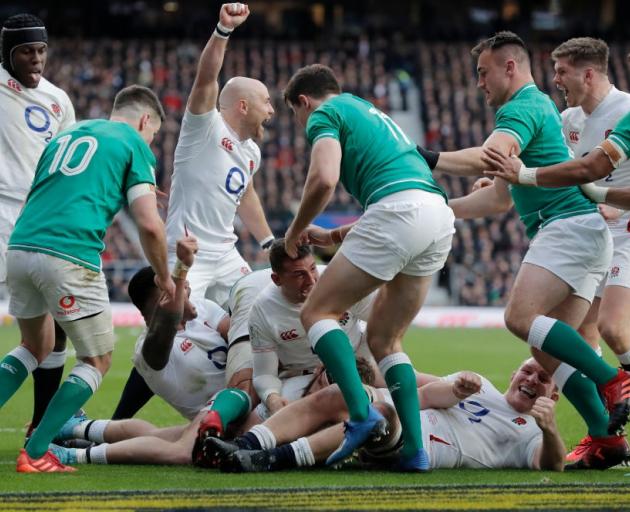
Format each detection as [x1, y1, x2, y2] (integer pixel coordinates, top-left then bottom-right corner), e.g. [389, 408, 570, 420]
[518, 164, 538, 186]
[259, 235, 275, 251]
[172, 259, 190, 280]
[214, 21, 233, 39]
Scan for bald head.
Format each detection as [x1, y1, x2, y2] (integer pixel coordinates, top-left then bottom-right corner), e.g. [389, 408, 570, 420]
[219, 76, 268, 110]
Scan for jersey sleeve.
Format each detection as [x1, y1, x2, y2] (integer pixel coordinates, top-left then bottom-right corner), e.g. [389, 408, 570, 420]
[124, 134, 157, 193]
[306, 105, 341, 145]
[174, 108, 221, 161]
[60, 92, 76, 130]
[248, 304, 277, 353]
[494, 101, 539, 151]
[606, 112, 630, 167]
[199, 299, 228, 330]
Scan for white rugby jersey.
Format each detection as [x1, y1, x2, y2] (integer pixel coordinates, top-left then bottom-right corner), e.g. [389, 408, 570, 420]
[166, 108, 261, 254]
[562, 86, 630, 187]
[227, 267, 273, 344]
[133, 299, 229, 419]
[421, 374, 542, 469]
[0, 65, 75, 201]
[249, 265, 374, 375]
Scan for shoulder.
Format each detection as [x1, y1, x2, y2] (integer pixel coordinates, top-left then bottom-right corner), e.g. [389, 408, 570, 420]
[561, 106, 582, 124]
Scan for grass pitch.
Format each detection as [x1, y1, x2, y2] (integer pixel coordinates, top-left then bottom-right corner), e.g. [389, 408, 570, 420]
[0, 326, 629, 510]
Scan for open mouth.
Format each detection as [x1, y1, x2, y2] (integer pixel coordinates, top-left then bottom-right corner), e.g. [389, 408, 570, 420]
[518, 385, 536, 399]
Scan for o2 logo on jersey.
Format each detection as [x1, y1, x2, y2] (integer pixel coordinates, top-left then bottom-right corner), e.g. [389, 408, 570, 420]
[225, 167, 247, 201]
[458, 400, 490, 424]
[24, 105, 51, 133]
[206, 346, 227, 370]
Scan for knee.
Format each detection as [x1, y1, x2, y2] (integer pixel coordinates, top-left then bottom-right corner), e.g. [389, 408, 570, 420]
[504, 309, 531, 340]
[577, 321, 600, 347]
[598, 320, 629, 353]
[80, 352, 112, 376]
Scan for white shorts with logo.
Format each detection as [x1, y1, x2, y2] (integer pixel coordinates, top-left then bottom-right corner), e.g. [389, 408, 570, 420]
[523, 213, 612, 302]
[340, 190, 455, 281]
[595, 211, 630, 297]
[169, 246, 250, 309]
[7, 250, 109, 321]
[0, 200, 22, 283]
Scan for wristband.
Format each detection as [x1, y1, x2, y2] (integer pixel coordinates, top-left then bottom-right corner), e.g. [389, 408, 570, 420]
[214, 22, 233, 39]
[579, 183, 609, 204]
[518, 164, 538, 186]
[417, 145, 440, 170]
[260, 235, 275, 251]
[172, 259, 190, 280]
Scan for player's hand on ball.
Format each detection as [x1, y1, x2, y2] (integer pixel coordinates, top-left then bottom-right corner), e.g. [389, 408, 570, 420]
[471, 177, 494, 193]
[305, 225, 334, 246]
[176, 235, 198, 267]
[530, 396, 557, 432]
[220, 3, 250, 30]
[453, 371, 481, 400]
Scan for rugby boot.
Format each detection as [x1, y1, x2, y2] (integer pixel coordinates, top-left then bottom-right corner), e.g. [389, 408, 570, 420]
[598, 369, 630, 435]
[326, 404, 388, 465]
[16, 449, 76, 473]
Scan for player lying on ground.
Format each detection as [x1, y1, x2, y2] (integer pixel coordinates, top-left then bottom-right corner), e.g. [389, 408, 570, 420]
[51, 361, 461, 466]
[203, 359, 579, 472]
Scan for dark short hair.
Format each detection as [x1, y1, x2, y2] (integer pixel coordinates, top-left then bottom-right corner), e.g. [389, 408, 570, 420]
[127, 266, 158, 313]
[269, 238, 312, 273]
[283, 64, 341, 106]
[112, 84, 165, 122]
[551, 37, 609, 73]
[471, 31, 529, 64]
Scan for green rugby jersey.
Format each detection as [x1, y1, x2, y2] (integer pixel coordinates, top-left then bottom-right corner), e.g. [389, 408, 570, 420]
[494, 83, 596, 238]
[608, 111, 630, 158]
[305, 93, 446, 208]
[9, 119, 156, 271]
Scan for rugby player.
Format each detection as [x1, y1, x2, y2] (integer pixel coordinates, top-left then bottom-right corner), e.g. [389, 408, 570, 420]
[0, 13, 76, 438]
[207, 359, 571, 472]
[418, 32, 630, 467]
[283, 64, 455, 471]
[165, 2, 274, 307]
[0, 85, 174, 472]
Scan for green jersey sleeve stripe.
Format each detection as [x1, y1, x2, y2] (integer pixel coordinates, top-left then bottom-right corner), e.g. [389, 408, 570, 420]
[311, 132, 339, 143]
[608, 134, 630, 154]
[493, 128, 524, 146]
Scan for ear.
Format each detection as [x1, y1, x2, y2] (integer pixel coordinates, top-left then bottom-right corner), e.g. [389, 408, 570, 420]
[239, 98, 248, 114]
[298, 94, 309, 109]
[584, 68, 594, 83]
[550, 388, 560, 402]
[505, 59, 516, 76]
[270, 272, 281, 286]
[139, 112, 151, 131]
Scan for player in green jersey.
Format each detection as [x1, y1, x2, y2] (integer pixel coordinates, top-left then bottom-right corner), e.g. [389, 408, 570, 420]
[418, 31, 630, 469]
[0, 85, 175, 473]
[282, 64, 455, 471]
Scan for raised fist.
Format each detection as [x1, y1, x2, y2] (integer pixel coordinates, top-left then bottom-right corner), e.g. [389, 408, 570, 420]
[176, 235, 198, 267]
[220, 3, 250, 30]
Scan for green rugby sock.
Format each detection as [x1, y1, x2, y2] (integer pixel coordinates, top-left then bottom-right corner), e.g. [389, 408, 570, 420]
[26, 375, 94, 459]
[562, 369, 609, 438]
[0, 347, 38, 408]
[309, 320, 369, 421]
[210, 388, 251, 429]
[381, 354, 423, 457]
[530, 317, 617, 385]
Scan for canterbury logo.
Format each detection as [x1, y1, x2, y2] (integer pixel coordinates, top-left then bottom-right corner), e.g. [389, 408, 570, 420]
[221, 137, 234, 151]
[1, 363, 17, 374]
[280, 329, 298, 341]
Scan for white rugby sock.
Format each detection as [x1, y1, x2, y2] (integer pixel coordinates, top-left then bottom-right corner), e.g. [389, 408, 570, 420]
[290, 437, 315, 467]
[76, 419, 110, 443]
[250, 424, 276, 450]
[617, 350, 630, 366]
[87, 443, 109, 464]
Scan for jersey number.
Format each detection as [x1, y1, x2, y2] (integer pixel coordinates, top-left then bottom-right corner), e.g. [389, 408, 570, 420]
[368, 107, 411, 145]
[48, 135, 98, 176]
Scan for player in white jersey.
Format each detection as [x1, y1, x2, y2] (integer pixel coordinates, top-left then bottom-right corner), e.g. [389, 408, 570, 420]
[552, 39, 630, 375]
[50, 237, 253, 467]
[0, 13, 76, 440]
[250, 241, 378, 420]
[207, 359, 571, 473]
[165, 3, 274, 308]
